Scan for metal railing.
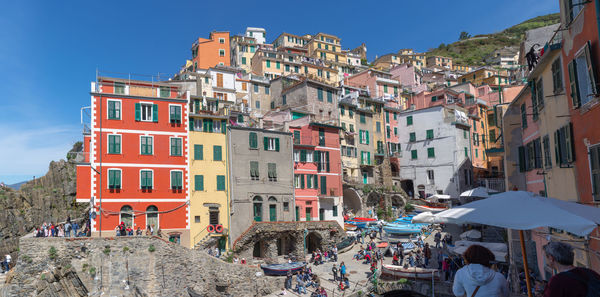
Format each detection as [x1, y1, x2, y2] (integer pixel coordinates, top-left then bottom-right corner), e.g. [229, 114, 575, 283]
[477, 178, 506, 192]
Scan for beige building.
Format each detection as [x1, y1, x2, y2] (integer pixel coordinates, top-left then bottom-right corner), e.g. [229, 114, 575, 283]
[306, 33, 348, 66]
[426, 55, 453, 69]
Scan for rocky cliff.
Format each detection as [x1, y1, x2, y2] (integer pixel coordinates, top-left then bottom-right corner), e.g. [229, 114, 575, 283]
[0, 143, 88, 259]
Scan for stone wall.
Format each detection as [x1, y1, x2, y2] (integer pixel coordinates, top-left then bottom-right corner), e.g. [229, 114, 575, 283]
[2, 237, 281, 297]
[232, 221, 344, 261]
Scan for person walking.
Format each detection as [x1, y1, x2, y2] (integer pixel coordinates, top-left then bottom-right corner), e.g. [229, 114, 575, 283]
[285, 271, 292, 290]
[332, 264, 338, 282]
[434, 231, 442, 248]
[423, 243, 431, 267]
[2, 254, 11, 273]
[64, 221, 71, 238]
[542, 241, 600, 297]
[452, 244, 509, 297]
[340, 261, 346, 281]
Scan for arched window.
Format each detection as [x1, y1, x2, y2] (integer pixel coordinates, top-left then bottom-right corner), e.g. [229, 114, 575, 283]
[120, 205, 133, 228]
[253, 196, 262, 222]
[268, 196, 277, 222]
[146, 205, 158, 231]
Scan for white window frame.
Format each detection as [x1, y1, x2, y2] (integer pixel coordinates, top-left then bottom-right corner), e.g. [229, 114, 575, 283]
[139, 135, 154, 155]
[168, 104, 182, 123]
[306, 151, 313, 162]
[574, 42, 597, 107]
[169, 169, 184, 189]
[139, 169, 154, 190]
[169, 137, 183, 156]
[294, 175, 302, 189]
[107, 133, 122, 155]
[193, 119, 203, 131]
[140, 102, 153, 122]
[214, 120, 221, 133]
[293, 150, 300, 162]
[219, 38, 225, 44]
[219, 49, 225, 57]
[106, 99, 122, 120]
[268, 138, 276, 151]
[107, 168, 122, 189]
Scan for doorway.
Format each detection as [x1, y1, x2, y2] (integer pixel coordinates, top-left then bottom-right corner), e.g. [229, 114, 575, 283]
[319, 208, 325, 221]
[305, 207, 312, 221]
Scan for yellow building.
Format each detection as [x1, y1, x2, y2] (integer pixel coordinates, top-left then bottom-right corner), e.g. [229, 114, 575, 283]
[398, 53, 426, 70]
[426, 55, 453, 69]
[458, 67, 499, 86]
[230, 35, 259, 73]
[307, 33, 348, 65]
[189, 98, 231, 249]
[452, 64, 472, 73]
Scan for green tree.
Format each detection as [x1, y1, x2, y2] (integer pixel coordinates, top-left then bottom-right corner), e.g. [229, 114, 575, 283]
[459, 31, 471, 40]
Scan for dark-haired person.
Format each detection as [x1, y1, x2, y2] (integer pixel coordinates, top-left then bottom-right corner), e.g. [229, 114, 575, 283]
[452, 244, 509, 297]
[542, 241, 600, 297]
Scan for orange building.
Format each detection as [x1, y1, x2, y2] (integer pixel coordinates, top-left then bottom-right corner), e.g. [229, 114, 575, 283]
[76, 77, 189, 244]
[191, 31, 230, 70]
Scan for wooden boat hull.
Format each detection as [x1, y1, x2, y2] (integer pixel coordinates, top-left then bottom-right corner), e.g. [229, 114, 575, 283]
[336, 237, 356, 254]
[260, 262, 306, 276]
[381, 264, 440, 280]
[344, 223, 357, 231]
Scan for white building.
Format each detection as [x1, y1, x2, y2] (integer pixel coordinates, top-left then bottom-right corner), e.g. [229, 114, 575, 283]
[245, 27, 266, 44]
[398, 105, 474, 198]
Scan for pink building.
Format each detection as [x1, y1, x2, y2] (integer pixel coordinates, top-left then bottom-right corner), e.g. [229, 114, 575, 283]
[384, 100, 402, 177]
[289, 118, 343, 226]
[345, 68, 401, 98]
[389, 63, 427, 94]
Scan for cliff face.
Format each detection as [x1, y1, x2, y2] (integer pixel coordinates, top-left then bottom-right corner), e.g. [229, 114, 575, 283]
[0, 143, 88, 258]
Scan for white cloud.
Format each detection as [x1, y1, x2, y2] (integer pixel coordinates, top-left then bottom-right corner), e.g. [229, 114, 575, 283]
[0, 124, 80, 177]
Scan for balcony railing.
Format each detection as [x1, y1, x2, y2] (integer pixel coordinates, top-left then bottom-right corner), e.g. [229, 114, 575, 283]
[477, 178, 506, 193]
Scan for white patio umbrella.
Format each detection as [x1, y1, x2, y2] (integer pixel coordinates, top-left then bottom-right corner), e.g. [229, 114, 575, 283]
[413, 191, 600, 297]
[459, 186, 491, 198]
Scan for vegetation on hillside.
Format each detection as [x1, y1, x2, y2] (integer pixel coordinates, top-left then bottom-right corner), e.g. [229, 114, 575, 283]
[428, 13, 560, 66]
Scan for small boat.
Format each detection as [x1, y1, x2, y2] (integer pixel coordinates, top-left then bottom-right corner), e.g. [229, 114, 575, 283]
[413, 204, 447, 213]
[346, 220, 367, 228]
[336, 237, 356, 253]
[383, 223, 422, 235]
[260, 262, 307, 276]
[351, 217, 377, 222]
[377, 242, 388, 248]
[344, 223, 357, 231]
[381, 265, 440, 280]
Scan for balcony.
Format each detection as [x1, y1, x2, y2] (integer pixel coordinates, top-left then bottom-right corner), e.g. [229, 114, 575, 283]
[94, 76, 186, 100]
[477, 178, 506, 193]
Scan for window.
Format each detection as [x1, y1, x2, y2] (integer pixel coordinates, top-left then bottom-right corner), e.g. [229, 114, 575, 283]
[285, 64, 290, 72]
[140, 170, 153, 189]
[140, 136, 153, 155]
[489, 130, 496, 143]
[241, 57, 246, 65]
[349, 124, 354, 132]
[551, 58, 563, 93]
[266, 60, 271, 68]
[170, 138, 182, 156]
[384, 85, 388, 93]
[213, 145, 222, 161]
[169, 105, 182, 124]
[426, 129, 434, 139]
[108, 169, 121, 189]
[294, 174, 303, 189]
[255, 100, 260, 109]
[426, 170, 434, 184]
[159, 86, 170, 98]
[219, 49, 225, 57]
[360, 113, 365, 123]
[219, 38, 225, 44]
[283, 202, 289, 212]
[282, 95, 287, 105]
[427, 147, 435, 158]
[136, 103, 157, 122]
[376, 122, 381, 133]
[320, 176, 327, 195]
[543, 135, 552, 169]
[564, 0, 585, 24]
[108, 100, 121, 119]
[332, 205, 338, 217]
[359, 130, 369, 144]
[554, 123, 575, 165]
[294, 66, 299, 73]
[569, 42, 597, 108]
[114, 82, 125, 95]
[393, 112, 397, 120]
[171, 171, 183, 190]
[407, 116, 413, 126]
[589, 145, 600, 201]
[108, 134, 121, 154]
[264, 137, 280, 151]
[464, 147, 468, 158]
[473, 133, 479, 146]
[409, 132, 416, 142]
[487, 113, 496, 127]
[250, 161, 259, 180]
[386, 126, 391, 138]
[254, 84, 259, 93]
[194, 216, 200, 223]
[327, 90, 333, 102]
[411, 150, 418, 160]
[276, 61, 281, 69]
[250, 46, 255, 53]
[349, 110, 354, 118]
[317, 88, 323, 101]
[194, 175, 204, 191]
[249, 132, 258, 149]
[521, 104, 527, 128]
[340, 106, 345, 116]
[268, 163, 277, 181]
[394, 127, 398, 136]
[431, 95, 437, 102]
[265, 86, 270, 94]
[361, 151, 371, 165]
[318, 69, 323, 77]
[319, 129, 325, 146]
[216, 175, 225, 191]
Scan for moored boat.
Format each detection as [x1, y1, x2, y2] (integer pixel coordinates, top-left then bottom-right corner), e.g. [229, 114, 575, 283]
[336, 237, 356, 253]
[260, 262, 307, 276]
[383, 223, 422, 235]
[413, 204, 447, 213]
[350, 217, 377, 222]
[381, 264, 440, 280]
[344, 223, 358, 231]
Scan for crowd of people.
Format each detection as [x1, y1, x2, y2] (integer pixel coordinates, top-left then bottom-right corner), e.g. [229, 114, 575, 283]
[114, 222, 161, 237]
[279, 266, 336, 296]
[32, 216, 89, 238]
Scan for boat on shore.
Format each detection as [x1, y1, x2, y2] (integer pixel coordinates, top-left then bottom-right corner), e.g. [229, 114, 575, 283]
[344, 223, 358, 231]
[381, 264, 440, 280]
[260, 262, 306, 276]
[336, 237, 356, 253]
[383, 223, 422, 235]
[413, 204, 447, 213]
[351, 217, 377, 222]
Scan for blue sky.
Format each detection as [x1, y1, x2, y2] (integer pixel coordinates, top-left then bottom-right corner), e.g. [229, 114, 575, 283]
[0, 0, 558, 184]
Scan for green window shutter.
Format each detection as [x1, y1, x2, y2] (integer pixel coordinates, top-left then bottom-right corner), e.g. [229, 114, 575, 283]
[195, 175, 204, 191]
[114, 170, 121, 188]
[394, 127, 398, 136]
[407, 116, 413, 125]
[189, 119, 194, 131]
[333, 205, 338, 216]
[320, 176, 327, 195]
[241, 57, 246, 64]
[216, 175, 225, 191]
[108, 101, 115, 119]
[317, 88, 323, 101]
[300, 174, 305, 188]
[410, 132, 416, 142]
[108, 170, 115, 188]
[368, 152, 371, 164]
[366, 131, 370, 144]
[411, 150, 417, 160]
[567, 60, 581, 108]
[135, 103, 141, 121]
[249, 132, 257, 149]
[194, 144, 203, 160]
[275, 138, 280, 151]
[360, 113, 365, 123]
[152, 104, 158, 122]
[140, 171, 146, 188]
[300, 150, 307, 162]
[326, 151, 330, 172]
[427, 129, 433, 139]
[250, 161, 258, 178]
[385, 111, 389, 122]
[428, 147, 435, 158]
[314, 151, 320, 163]
[221, 120, 227, 134]
[518, 146, 525, 172]
[306, 174, 312, 188]
[361, 151, 364, 164]
[264, 137, 269, 150]
[213, 145, 222, 161]
[327, 91, 332, 102]
[293, 131, 300, 143]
